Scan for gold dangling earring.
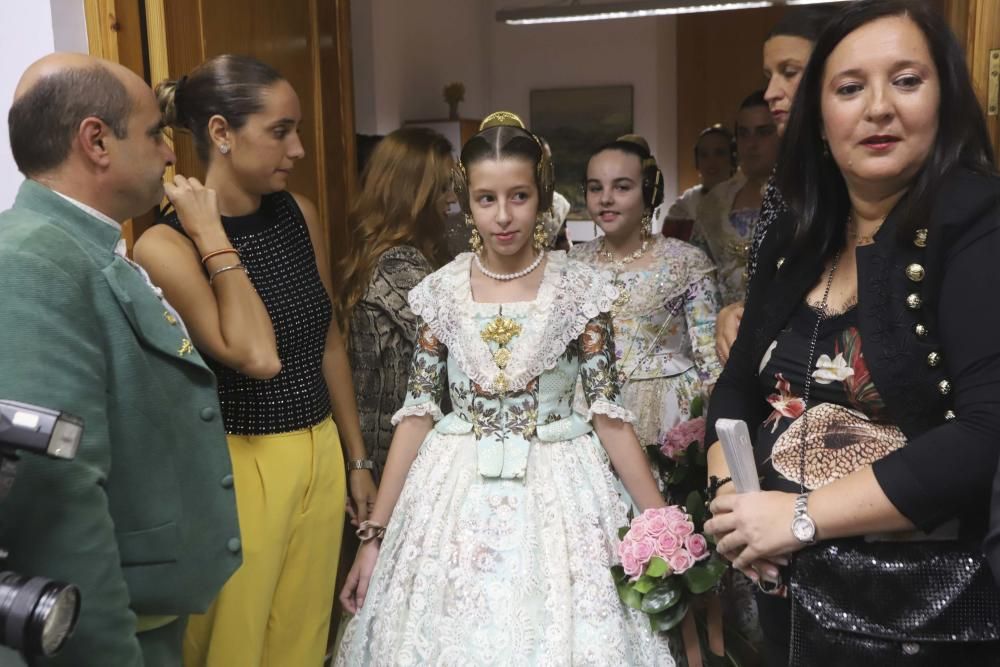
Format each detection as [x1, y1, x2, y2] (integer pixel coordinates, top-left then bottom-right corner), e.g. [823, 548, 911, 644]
[533, 213, 548, 251]
[640, 211, 652, 239]
[466, 214, 483, 254]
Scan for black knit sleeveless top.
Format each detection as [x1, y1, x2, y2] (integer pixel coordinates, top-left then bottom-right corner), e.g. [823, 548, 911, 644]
[158, 191, 332, 435]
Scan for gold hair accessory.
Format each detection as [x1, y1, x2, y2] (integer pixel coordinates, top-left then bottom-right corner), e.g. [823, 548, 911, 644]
[479, 111, 526, 131]
[455, 110, 556, 216]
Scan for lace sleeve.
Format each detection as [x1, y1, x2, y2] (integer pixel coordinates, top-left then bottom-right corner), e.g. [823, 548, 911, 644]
[578, 312, 635, 423]
[685, 272, 724, 385]
[391, 319, 447, 425]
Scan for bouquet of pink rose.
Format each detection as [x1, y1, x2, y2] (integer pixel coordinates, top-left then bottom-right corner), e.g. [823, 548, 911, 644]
[613, 506, 725, 631]
[613, 504, 751, 666]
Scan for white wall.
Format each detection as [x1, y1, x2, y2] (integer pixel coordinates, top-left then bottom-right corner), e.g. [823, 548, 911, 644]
[351, 0, 679, 206]
[353, 0, 491, 135]
[0, 0, 89, 209]
[0, 2, 57, 208]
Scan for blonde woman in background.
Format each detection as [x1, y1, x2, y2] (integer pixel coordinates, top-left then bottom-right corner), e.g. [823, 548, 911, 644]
[337, 126, 456, 477]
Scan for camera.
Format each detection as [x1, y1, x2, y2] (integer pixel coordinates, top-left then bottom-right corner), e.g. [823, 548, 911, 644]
[0, 400, 83, 659]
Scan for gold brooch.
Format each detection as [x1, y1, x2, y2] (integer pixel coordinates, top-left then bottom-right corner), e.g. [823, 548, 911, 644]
[178, 338, 194, 356]
[164, 310, 178, 325]
[481, 309, 522, 393]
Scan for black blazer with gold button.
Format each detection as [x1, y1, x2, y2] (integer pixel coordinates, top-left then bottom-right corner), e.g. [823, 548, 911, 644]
[707, 167, 1000, 538]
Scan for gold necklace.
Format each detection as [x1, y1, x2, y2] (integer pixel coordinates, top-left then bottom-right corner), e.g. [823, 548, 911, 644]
[480, 306, 522, 394]
[599, 238, 650, 270]
[600, 238, 650, 314]
[849, 212, 887, 246]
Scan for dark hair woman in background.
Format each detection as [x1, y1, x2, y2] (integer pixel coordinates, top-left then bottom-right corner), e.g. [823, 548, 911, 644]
[715, 6, 838, 362]
[136, 54, 377, 666]
[704, 1, 1000, 664]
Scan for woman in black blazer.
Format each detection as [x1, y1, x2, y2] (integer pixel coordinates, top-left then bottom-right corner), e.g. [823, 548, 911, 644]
[703, 1, 1000, 664]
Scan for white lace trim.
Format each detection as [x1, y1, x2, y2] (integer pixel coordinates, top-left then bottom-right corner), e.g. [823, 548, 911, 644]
[408, 251, 618, 395]
[569, 236, 715, 306]
[586, 399, 636, 424]
[391, 402, 443, 426]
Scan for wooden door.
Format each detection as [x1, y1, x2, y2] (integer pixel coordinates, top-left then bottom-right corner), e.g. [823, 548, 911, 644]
[151, 0, 357, 261]
[675, 6, 786, 194]
[87, 0, 357, 261]
[946, 0, 1000, 160]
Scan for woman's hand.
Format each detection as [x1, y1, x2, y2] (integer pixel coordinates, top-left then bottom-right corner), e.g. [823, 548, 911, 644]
[348, 469, 378, 525]
[705, 490, 802, 572]
[163, 175, 226, 245]
[339, 540, 380, 614]
[715, 302, 744, 364]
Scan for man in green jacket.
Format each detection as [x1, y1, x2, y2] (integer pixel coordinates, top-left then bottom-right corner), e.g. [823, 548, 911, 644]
[0, 53, 241, 665]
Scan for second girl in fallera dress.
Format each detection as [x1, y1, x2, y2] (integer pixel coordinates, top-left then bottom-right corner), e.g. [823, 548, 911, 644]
[571, 135, 723, 493]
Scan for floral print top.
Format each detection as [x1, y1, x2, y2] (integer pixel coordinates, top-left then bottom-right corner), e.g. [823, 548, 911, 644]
[393, 251, 634, 480]
[756, 303, 905, 495]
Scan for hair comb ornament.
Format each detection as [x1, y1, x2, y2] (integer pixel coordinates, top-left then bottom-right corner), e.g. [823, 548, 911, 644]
[454, 110, 556, 215]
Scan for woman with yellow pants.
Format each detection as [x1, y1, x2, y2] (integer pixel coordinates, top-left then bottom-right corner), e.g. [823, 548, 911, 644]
[135, 54, 377, 666]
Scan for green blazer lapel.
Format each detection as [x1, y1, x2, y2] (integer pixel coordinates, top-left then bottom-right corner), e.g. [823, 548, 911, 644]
[102, 258, 210, 371]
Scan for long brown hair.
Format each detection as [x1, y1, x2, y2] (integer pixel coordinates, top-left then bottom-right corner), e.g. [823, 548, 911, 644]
[336, 126, 453, 330]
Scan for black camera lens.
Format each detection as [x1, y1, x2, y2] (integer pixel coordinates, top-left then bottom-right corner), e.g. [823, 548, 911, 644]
[0, 571, 80, 657]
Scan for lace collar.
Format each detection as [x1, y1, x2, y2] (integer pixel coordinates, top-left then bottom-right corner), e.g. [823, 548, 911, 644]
[409, 250, 617, 394]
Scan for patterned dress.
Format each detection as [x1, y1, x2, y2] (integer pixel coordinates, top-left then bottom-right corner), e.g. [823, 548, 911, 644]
[336, 251, 676, 666]
[690, 173, 759, 305]
[348, 245, 433, 474]
[570, 236, 723, 455]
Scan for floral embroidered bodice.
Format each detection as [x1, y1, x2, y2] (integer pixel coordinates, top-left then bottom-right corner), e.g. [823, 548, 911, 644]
[569, 236, 722, 387]
[394, 251, 633, 479]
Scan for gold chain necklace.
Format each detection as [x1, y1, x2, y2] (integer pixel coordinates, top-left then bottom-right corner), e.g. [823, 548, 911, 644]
[849, 211, 887, 246]
[599, 238, 650, 271]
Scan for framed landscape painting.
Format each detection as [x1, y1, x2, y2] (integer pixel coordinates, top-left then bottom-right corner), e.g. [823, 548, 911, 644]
[530, 85, 634, 217]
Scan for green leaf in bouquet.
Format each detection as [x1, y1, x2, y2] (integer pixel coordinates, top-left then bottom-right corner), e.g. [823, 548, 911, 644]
[616, 581, 644, 611]
[690, 395, 704, 418]
[640, 581, 682, 614]
[686, 490, 707, 525]
[611, 564, 628, 583]
[694, 447, 708, 467]
[645, 556, 669, 578]
[618, 526, 629, 541]
[633, 575, 657, 595]
[683, 555, 729, 595]
[649, 600, 690, 633]
[669, 466, 689, 485]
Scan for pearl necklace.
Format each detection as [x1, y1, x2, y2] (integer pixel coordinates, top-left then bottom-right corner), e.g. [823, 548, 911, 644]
[599, 238, 649, 271]
[474, 250, 545, 281]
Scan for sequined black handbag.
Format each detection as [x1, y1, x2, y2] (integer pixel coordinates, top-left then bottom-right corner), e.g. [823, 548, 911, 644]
[788, 538, 1000, 666]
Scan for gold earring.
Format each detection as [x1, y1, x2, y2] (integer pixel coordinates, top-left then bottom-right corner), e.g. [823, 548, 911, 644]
[470, 228, 483, 254]
[640, 211, 652, 239]
[533, 214, 547, 251]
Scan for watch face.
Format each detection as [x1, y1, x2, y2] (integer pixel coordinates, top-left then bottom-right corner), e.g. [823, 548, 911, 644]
[792, 516, 816, 543]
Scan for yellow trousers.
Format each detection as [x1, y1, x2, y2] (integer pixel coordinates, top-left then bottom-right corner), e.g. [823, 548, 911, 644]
[183, 417, 346, 667]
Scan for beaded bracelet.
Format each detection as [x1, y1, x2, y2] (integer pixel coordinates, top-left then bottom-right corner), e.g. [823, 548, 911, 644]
[201, 247, 241, 265]
[208, 263, 246, 285]
[355, 520, 386, 544]
[706, 475, 733, 503]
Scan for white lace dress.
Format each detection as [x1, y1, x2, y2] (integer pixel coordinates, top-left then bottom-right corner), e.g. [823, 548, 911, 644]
[335, 251, 676, 666]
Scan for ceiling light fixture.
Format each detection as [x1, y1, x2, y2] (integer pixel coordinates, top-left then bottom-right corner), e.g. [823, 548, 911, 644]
[497, 0, 852, 25]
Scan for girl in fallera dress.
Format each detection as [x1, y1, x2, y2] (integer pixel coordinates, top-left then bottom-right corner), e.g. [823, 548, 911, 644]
[571, 135, 723, 496]
[336, 112, 678, 665]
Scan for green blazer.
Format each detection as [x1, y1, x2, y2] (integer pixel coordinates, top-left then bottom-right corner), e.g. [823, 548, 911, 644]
[0, 181, 241, 666]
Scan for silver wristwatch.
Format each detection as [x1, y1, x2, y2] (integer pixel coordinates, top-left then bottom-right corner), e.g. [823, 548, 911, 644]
[791, 492, 817, 544]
